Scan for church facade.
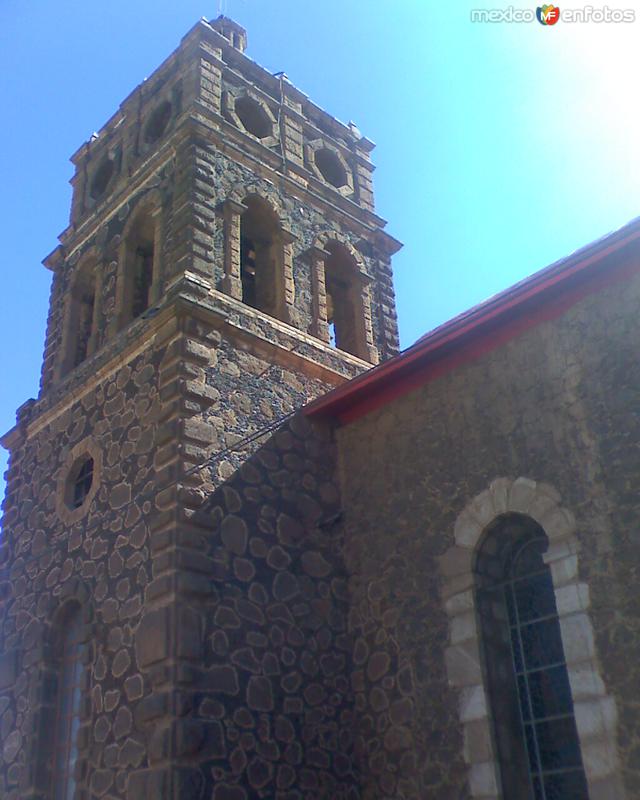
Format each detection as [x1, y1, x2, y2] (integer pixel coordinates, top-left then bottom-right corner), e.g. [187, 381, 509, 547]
[0, 15, 638, 800]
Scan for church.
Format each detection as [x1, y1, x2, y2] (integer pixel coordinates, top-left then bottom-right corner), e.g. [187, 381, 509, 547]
[0, 15, 637, 800]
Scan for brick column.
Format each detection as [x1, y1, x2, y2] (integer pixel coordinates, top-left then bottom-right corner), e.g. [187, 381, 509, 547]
[281, 228, 296, 323]
[359, 277, 379, 364]
[310, 246, 330, 343]
[221, 199, 245, 301]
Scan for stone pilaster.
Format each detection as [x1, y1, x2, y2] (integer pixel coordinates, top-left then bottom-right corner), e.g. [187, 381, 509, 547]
[130, 312, 222, 799]
[221, 199, 245, 301]
[359, 277, 379, 364]
[197, 51, 222, 115]
[310, 246, 330, 343]
[38, 266, 65, 397]
[372, 232, 401, 359]
[279, 83, 306, 170]
[281, 228, 296, 322]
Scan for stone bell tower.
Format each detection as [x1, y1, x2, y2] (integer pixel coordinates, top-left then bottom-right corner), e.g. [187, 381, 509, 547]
[0, 16, 400, 800]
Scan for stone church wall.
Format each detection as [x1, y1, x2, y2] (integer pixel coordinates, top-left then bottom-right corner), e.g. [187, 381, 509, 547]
[334, 254, 640, 798]
[162, 412, 360, 800]
[0, 302, 356, 799]
[0, 336, 169, 799]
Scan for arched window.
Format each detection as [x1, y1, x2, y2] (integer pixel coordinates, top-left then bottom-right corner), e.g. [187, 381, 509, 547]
[239, 196, 284, 320]
[51, 603, 85, 800]
[120, 207, 158, 327]
[323, 241, 368, 359]
[475, 514, 588, 800]
[62, 261, 97, 375]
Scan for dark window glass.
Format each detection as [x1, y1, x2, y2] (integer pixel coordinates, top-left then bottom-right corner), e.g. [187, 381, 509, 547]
[476, 515, 588, 800]
[72, 458, 94, 509]
[52, 608, 84, 800]
[543, 769, 590, 799]
[518, 617, 565, 670]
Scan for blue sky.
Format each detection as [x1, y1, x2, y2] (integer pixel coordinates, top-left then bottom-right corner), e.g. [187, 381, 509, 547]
[1, 0, 639, 499]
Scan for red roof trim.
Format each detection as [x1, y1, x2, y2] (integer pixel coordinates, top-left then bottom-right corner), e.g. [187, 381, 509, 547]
[305, 219, 640, 425]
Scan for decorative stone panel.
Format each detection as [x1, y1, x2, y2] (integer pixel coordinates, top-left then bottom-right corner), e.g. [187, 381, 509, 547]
[305, 139, 355, 198]
[222, 89, 279, 148]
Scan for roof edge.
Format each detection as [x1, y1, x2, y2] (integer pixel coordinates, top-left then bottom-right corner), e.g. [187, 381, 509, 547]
[305, 216, 640, 423]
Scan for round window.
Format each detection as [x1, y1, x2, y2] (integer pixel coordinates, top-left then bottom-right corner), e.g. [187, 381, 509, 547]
[235, 96, 273, 139]
[314, 148, 348, 188]
[90, 158, 114, 199]
[144, 100, 173, 144]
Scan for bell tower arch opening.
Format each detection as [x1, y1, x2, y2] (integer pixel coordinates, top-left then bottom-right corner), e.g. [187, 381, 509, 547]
[324, 240, 369, 359]
[239, 195, 285, 320]
[61, 257, 98, 376]
[119, 203, 159, 328]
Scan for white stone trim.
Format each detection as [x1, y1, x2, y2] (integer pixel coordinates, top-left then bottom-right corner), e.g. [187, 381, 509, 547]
[441, 477, 626, 800]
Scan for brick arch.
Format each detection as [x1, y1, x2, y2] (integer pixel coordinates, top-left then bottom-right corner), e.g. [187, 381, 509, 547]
[73, 244, 101, 274]
[312, 230, 365, 273]
[441, 477, 625, 800]
[308, 231, 377, 362]
[51, 577, 94, 626]
[37, 577, 96, 658]
[227, 181, 291, 229]
[116, 189, 163, 328]
[120, 188, 163, 240]
[57, 246, 103, 381]
[222, 184, 295, 322]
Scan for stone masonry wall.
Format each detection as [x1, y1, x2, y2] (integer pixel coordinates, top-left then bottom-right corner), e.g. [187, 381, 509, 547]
[0, 331, 171, 799]
[0, 296, 356, 800]
[143, 412, 360, 800]
[334, 255, 640, 798]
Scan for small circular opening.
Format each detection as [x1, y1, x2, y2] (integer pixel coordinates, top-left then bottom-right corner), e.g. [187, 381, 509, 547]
[235, 96, 273, 139]
[90, 158, 114, 199]
[315, 148, 348, 188]
[144, 100, 173, 144]
[65, 455, 95, 510]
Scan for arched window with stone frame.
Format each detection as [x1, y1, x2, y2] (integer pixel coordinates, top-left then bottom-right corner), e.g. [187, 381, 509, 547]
[118, 199, 161, 329]
[239, 194, 287, 320]
[314, 239, 375, 361]
[60, 256, 99, 376]
[48, 599, 88, 800]
[324, 241, 365, 356]
[442, 478, 626, 800]
[475, 513, 588, 799]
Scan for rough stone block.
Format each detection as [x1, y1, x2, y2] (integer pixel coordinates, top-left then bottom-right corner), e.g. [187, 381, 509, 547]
[0, 649, 18, 690]
[135, 608, 171, 668]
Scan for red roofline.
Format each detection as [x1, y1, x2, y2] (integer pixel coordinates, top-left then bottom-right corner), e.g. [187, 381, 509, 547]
[305, 218, 640, 424]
